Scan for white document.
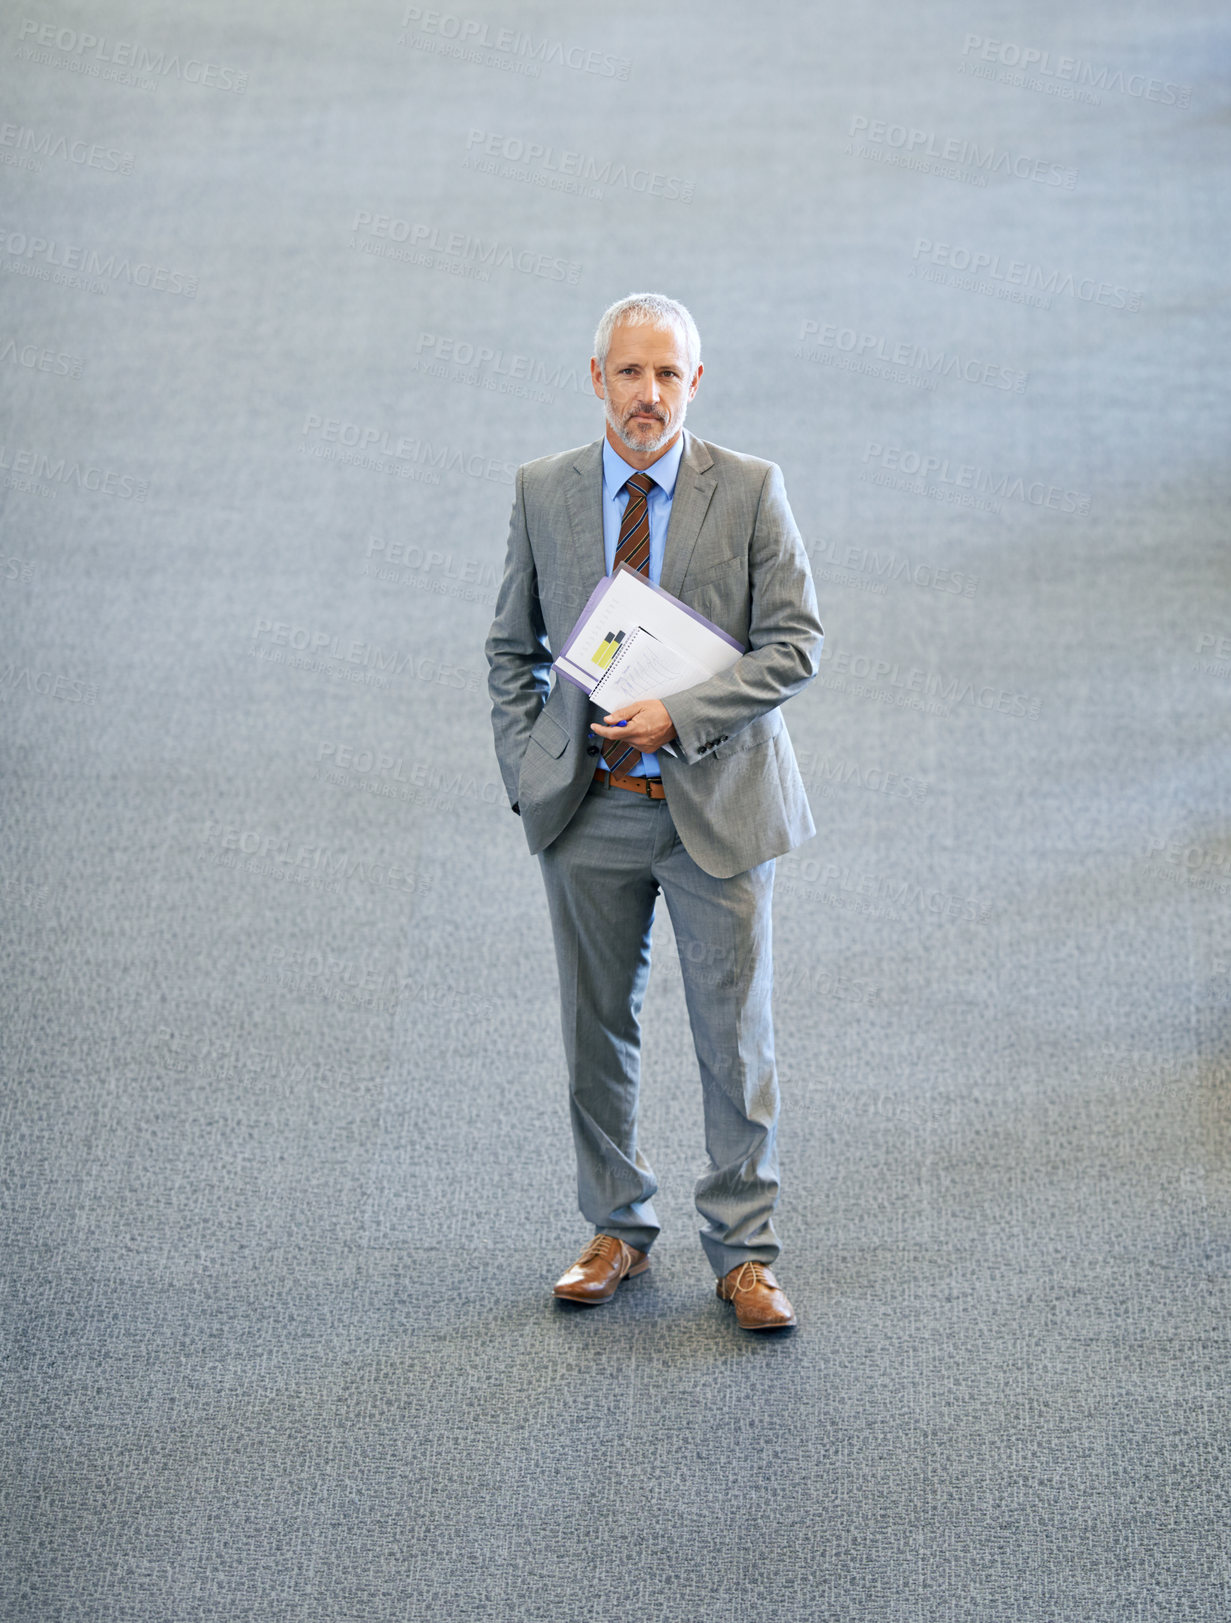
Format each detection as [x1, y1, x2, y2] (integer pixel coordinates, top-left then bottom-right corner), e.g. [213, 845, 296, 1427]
[589, 625, 714, 713]
[553, 564, 744, 702]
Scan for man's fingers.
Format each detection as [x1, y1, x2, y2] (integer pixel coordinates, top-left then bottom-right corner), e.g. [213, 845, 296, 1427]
[592, 699, 673, 752]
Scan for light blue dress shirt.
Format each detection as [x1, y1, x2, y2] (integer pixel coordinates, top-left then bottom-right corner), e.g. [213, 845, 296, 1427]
[597, 433, 685, 778]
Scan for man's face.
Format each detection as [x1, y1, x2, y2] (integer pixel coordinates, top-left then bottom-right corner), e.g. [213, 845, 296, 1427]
[591, 321, 702, 461]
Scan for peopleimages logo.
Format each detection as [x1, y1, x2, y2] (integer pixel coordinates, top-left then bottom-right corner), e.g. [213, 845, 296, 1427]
[315, 741, 508, 810]
[0, 123, 134, 174]
[793, 746, 930, 802]
[250, 615, 484, 695]
[398, 8, 631, 80]
[0, 225, 197, 296]
[414, 331, 587, 396]
[817, 642, 1043, 721]
[15, 19, 248, 92]
[0, 441, 147, 499]
[364, 534, 500, 598]
[1192, 631, 1231, 681]
[350, 210, 582, 284]
[861, 441, 1091, 517]
[911, 239, 1143, 313]
[465, 129, 694, 202]
[798, 320, 1027, 393]
[960, 34, 1191, 107]
[804, 535, 977, 600]
[197, 821, 431, 896]
[848, 114, 1076, 188]
[0, 661, 96, 703]
[299, 413, 516, 486]
[0, 336, 84, 377]
[1144, 835, 1231, 893]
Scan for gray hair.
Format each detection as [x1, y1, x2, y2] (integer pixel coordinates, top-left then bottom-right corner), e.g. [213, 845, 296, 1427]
[593, 292, 701, 380]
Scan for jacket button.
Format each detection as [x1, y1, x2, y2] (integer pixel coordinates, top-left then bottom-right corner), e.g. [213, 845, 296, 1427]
[586, 743, 599, 756]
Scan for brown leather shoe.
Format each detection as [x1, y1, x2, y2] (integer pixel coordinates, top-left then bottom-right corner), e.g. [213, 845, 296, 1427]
[553, 1235, 650, 1304]
[716, 1261, 797, 1330]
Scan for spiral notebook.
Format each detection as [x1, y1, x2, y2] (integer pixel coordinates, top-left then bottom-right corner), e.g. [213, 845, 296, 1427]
[552, 563, 744, 707]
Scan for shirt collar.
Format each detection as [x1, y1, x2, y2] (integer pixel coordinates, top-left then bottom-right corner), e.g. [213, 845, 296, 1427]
[602, 431, 686, 500]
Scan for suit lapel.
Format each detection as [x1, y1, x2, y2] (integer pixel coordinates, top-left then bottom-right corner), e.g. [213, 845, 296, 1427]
[561, 431, 716, 603]
[562, 439, 606, 599]
[659, 430, 717, 598]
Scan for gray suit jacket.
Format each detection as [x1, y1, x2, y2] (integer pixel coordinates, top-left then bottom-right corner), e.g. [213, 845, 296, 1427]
[484, 429, 824, 879]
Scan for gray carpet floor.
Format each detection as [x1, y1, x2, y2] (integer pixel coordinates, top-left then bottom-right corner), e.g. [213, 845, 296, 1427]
[2, 2, 1229, 1619]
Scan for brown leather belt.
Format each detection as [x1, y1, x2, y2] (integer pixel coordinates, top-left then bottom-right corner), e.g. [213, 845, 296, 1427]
[594, 767, 666, 800]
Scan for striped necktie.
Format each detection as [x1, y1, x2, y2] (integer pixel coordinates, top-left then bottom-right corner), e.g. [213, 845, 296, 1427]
[601, 469, 655, 774]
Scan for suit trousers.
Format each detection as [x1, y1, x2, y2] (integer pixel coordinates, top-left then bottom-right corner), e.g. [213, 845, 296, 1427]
[537, 774, 781, 1277]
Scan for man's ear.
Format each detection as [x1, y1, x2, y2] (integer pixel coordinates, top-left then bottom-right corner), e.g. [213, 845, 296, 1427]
[688, 361, 704, 401]
[590, 356, 606, 400]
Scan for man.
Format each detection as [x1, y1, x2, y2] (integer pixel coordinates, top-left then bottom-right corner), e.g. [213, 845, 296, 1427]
[485, 293, 823, 1331]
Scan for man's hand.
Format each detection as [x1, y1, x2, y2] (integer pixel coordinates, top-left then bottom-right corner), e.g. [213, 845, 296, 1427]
[590, 699, 677, 754]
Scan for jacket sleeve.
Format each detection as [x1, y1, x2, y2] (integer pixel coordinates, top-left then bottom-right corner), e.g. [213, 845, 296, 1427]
[485, 466, 551, 807]
[662, 463, 823, 764]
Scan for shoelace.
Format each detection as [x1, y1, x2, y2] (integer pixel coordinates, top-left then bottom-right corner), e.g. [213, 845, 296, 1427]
[577, 1235, 620, 1267]
[729, 1261, 771, 1294]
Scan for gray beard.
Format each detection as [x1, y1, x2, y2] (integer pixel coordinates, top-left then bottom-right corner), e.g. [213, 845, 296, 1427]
[605, 396, 687, 456]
